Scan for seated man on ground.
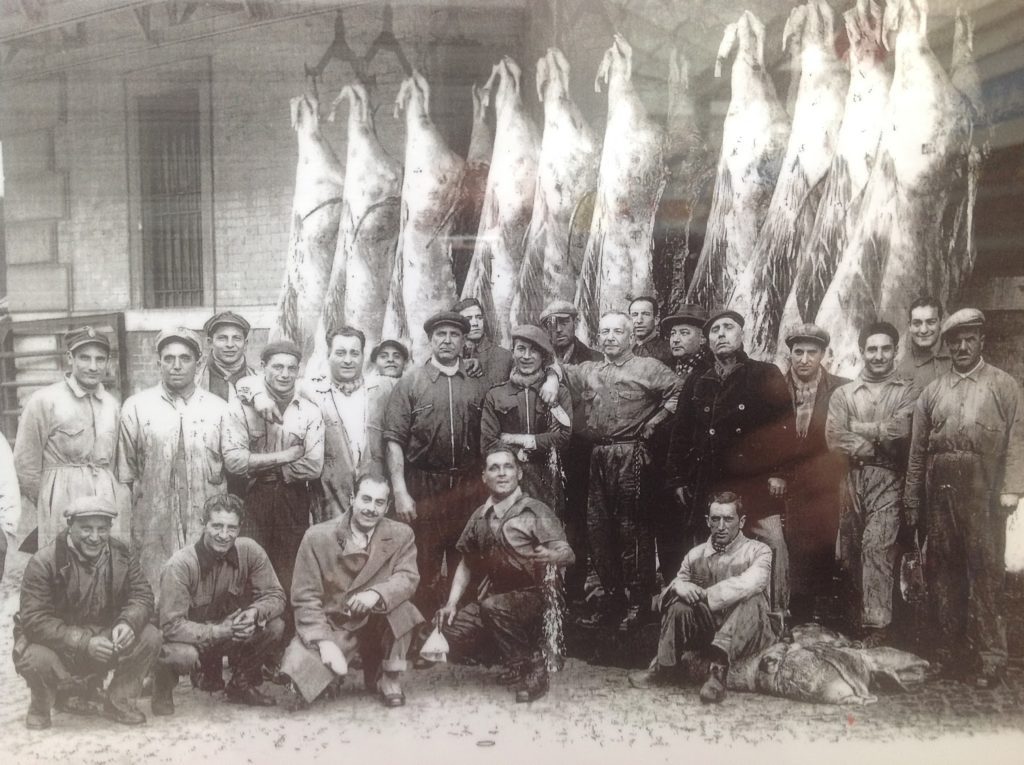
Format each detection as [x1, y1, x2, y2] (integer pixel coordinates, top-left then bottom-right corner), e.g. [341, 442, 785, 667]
[437, 448, 574, 703]
[281, 471, 422, 708]
[12, 496, 161, 729]
[629, 492, 776, 704]
[154, 494, 287, 714]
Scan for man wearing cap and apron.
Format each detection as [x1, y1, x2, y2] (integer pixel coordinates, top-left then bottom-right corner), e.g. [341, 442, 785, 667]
[666, 309, 794, 629]
[12, 496, 161, 729]
[540, 299, 601, 605]
[905, 308, 1024, 688]
[117, 328, 228, 589]
[223, 340, 324, 601]
[15, 326, 128, 549]
[481, 325, 573, 513]
[383, 311, 490, 622]
[782, 323, 849, 620]
[826, 321, 918, 647]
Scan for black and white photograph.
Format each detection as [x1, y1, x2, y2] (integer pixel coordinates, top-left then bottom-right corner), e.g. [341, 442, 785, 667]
[0, 0, 1022, 762]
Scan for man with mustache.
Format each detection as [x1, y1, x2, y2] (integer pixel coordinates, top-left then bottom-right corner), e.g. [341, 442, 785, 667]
[13, 496, 160, 729]
[15, 327, 127, 549]
[628, 492, 775, 704]
[826, 321, 918, 647]
[543, 311, 681, 631]
[153, 494, 286, 713]
[281, 472, 422, 708]
[905, 309, 1023, 688]
[666, 310, 794, 629]
[117, 328, 228, 589]
[383, 311, 490, 623]
[896, 296, 951, 391]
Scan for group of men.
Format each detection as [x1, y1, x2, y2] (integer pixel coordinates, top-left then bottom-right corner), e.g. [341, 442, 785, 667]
[4, 291, 1021, 728]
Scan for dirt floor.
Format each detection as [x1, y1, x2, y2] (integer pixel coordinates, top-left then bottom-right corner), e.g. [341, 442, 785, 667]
[1, 551, 1023, 765]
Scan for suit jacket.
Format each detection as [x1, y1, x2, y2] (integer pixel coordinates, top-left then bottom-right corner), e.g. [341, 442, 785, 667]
[15, 532, 154, 664]
[291, 515, 422, 645]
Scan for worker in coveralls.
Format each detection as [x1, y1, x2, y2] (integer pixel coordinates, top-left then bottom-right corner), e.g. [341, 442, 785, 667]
[542, 311, 680, 631]
[826, 321, 917, 646]
[905, 308, 1023, 688]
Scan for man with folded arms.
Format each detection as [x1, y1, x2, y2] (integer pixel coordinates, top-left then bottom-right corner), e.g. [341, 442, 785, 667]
[281, 472, 422, 708]
[13, 496, 160, 729]
[153, 494, 286, 714]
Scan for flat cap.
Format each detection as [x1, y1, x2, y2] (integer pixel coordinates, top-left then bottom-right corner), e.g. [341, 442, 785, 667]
[423, 311, 469, 336]
[203, 311, 251, 337]
[661, 304, 707, 335]
[704, 309, 745, 334]
[941, 307, 985, 339]
[65, 326, 111, 354]
[261, 339, 302, 363]
[511, 324, 555, 358]
[785, 322, 830, 349]
[156, 327, 202, 357]
[539, 299, 578, 323]
[370, 339, 410, 362]
[64, 495, 118, 520]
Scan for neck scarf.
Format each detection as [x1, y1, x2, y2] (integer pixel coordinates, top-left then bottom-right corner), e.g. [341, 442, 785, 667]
[209, 355, 246, 380]
[332, 375, 364, 396]
[510, 369, 545, 389]
[266, 383, 295, 411]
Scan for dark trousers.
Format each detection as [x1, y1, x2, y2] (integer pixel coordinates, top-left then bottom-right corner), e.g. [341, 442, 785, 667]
[405, 466, 482, 616]
[561, 440, 593, 600]
[924, 453, 1008, 673]
[443, 589, 546, 666]
[587, 443, 656, 607]
[159, 616, 285, 688]
[14, 624, 162, 714]
[244, 480, 312, 604]
[657, 595, 775, 668]
[653, 490, 690, 586]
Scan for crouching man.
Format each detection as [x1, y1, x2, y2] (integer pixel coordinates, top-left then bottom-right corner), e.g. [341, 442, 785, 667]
[153, 495, 286, 714]
[13, 496, 160, 729]
[437, 448, 574, 703]
[629, 492, 776, 704]
[281, 472, 422, 709]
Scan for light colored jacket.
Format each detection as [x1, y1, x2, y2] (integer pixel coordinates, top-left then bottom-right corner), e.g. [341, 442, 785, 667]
[671, 532, 771, 614]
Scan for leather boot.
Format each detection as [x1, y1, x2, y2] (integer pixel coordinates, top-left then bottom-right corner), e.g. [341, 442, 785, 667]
[699, 662, 728, 704]
[515, 658, 550, 703]
[628, 658, 676, 689]
[25, 684, 52, 730]
[496, 662, 525, 687]
[151, 665, 177, 716]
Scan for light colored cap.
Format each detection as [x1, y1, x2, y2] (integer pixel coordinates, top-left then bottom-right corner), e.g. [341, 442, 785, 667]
[539, 299, 579, 323]
[941, 307, 985, 339]
[785, 323, 830, 349]
[64, 495, 118, 520]
[155, 327, 202, 357]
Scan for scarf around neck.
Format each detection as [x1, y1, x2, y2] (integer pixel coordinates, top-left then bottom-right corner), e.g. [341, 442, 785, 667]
[332, 376, 364, 396]
[509, 369, 546, 389]
[209, 355, 246, 380]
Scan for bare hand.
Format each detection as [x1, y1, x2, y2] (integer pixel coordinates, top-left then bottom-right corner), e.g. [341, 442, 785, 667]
[523, 545, 561, 564]
[394, 491, 417, 522]
[435, 604, 458, 629]
[641, 421, 656, 440]
[346, 590, 381, 616]
[673, 487, 690, 507]
[231, 608, 258, 640]
[499, 433, 522, 446]
[768, 477, 787, 497]
[999, 493, 1020, 509]
[282, 443, 305, 463]
[671, 580, 706, 605]
[464, 358, 484, 378]
[111, 623, 135, 653]
[87, 635, 115, 663]
[254, 392, 283, 425]
[539, 372, 560, 406]
[318, 640, 348, 676]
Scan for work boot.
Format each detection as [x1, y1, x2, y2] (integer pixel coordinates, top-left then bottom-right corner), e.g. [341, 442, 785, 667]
[103, 701, 147, 726]
[25, 687, 52, 730]
[515, 659, 550, 703]
[699, 662, 728, 704]
[151, 665, 177, 716]
[191, 665, 225, 692]
[55, 685, 104, 717]
[225, 683, 277, 707]
[628, 659, 676, 689]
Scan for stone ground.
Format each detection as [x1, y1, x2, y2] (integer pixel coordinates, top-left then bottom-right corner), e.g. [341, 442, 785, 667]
[1, 551, 1022, 765]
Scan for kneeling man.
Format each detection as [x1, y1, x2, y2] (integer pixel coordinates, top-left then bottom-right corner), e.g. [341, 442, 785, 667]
[629, 492, 776, 704]
[13, 496, 160, 729]
[282, 472, 422, 708]
[154, 495, 286, 714]
[437, 448, 574, 703]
